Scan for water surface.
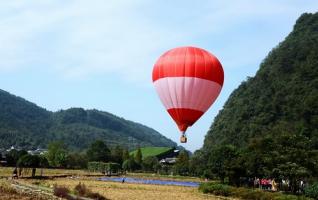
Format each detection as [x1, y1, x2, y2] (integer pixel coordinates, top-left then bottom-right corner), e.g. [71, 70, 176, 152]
[98, 177, 200, 187]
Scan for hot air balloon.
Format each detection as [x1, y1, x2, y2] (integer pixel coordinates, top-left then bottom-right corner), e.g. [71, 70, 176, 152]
[152, 46, 224, 143]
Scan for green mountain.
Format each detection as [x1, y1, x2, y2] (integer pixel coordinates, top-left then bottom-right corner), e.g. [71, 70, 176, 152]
[190, 13, 318, 182]
[0, 89, 177, 150]
[202, 13, 318, 150]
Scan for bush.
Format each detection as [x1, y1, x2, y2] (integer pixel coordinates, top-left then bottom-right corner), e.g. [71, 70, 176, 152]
[53, 185, 70, 198]
[305, 182, 318, 199]
[74, 182, 108, 200]
[74, 182, 88, 196]
[199, 183, 231, 196]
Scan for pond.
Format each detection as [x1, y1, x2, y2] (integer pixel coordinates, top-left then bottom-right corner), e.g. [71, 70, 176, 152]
[97, 177, 200, 187]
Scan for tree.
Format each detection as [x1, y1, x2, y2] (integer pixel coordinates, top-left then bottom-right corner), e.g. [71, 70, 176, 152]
[5, 149, 28, 166]
[111, 145, 123, 164]
[189, 150, 208, 177]
[66, 152, 88, 169]
[122, 148, 130, 162]
[86, 140, 110, 162]
[135, 147, 142, 166]
[142, 156, 159, 172]
[17, 154, 40, 177]
[207, 145, 237, 184]
[46, 141, 68, 168]
[174, 150, 189, 176]
[122, 157, 138, 172]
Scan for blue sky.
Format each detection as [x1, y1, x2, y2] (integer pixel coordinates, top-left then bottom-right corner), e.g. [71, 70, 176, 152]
[0, 1, 317, 152]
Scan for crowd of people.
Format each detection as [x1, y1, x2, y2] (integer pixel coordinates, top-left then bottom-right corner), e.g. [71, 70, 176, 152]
[253, 178, 306, 193]
[254, 178, 277, 191]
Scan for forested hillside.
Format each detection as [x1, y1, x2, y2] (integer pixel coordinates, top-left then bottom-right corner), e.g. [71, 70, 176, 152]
[0, 89, 177, 150]
[191, 13, 318, 186]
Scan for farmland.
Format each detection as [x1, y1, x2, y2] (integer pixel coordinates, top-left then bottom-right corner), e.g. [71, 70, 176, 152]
[129, 147, 174, 158]
[0, 167, 232, 200]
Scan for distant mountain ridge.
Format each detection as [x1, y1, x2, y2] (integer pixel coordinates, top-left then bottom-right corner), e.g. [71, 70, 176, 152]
[0, 89, 177, 150]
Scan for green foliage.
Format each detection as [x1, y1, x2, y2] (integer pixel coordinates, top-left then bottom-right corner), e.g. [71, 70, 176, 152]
[122, 157, 138, 172]
[66, 152, 88, 169]
[173, 150, 189, 176]
[86, 140, 111, 162]
[0, 89, 177, 150]
[199, 183, 231, 196]
[192, 12, 318, 191]
[5, 149, 28, 166]
[199, 182, 312, 200]
[111, 145, 123, 165]
[17, 154, 40, 168]
[87, 162, 121, 174]
[122, 148, 130, 162]
[135, 147, 142, 165]
[189, 150, 208, 177]
[46, 141, 68, 168]
[305, 182, 318, 199]
[17, 154, 41, 177]
[142, 156, 159, 172]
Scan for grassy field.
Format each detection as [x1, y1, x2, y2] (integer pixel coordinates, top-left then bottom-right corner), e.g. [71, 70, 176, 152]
[130, 147, 173, 158]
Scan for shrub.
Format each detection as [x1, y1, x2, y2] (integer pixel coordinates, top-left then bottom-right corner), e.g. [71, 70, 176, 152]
[73, 182, 108, 200]
[74, 182, 88, 196]
[53, 184, 70, 198]
[199, 183, 231, 196]
[305, 182, 318, 199]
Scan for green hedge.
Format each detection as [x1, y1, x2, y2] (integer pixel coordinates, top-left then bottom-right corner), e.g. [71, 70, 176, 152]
[305, 182, 318, 199]
[199, 182, 312, 200]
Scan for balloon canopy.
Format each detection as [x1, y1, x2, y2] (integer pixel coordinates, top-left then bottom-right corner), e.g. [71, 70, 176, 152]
[152, 46, 224, 143]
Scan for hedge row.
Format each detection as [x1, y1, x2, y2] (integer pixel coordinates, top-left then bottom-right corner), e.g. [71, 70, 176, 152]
[199, 182, 313, 200]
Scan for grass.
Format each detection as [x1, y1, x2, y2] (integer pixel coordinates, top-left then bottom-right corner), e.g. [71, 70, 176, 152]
[0, 179, 49, 200]
[130, 147, 173, 158]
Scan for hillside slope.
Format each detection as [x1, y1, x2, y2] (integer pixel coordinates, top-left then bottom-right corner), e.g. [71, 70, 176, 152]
[202, 12, 318, 150]
[0, 89, 177, 150]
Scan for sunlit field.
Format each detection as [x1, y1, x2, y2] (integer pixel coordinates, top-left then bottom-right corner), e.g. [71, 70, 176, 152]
[20, 178, 234, 200]
[0, 167, 100, 178]
[0, 167, 234, 200]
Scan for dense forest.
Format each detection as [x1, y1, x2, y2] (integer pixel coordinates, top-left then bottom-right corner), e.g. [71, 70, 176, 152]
[191, 13, 318, 190]
[0, 89, 177, 150]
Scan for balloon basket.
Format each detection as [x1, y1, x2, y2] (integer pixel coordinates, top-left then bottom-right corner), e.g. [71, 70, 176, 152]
[180, 135, 187, 143]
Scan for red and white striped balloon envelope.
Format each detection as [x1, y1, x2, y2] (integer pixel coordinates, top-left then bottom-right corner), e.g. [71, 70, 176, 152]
[152, 46, 224, 143]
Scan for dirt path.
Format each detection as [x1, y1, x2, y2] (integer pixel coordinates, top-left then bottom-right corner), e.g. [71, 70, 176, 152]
[10, 181, 58, 200]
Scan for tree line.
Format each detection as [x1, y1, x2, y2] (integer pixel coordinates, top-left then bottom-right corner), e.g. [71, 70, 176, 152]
[1, 140, 191, 177]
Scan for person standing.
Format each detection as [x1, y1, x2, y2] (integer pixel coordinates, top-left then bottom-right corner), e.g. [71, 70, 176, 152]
[272, 179, 277, 191]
